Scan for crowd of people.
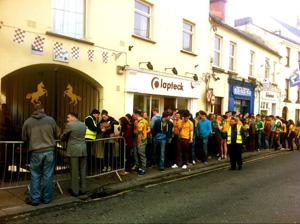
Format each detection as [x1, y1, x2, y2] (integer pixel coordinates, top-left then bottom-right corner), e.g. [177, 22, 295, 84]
[20, 103, 300, 206]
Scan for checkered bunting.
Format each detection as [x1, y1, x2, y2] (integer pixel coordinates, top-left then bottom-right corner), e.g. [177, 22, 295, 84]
[13, 28, 26, 44]
[32, 35, 45, 53]
[87, 49, 94, 62]
[71, 46, 80, 59]
[53, 42, 63, 58]
[102, 51, 109, 64]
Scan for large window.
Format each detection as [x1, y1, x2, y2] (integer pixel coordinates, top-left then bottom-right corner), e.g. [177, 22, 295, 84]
[182, 20, 194, 52]
[229, 41, 237, 71]
[134, 0, 152, 38]
[286, 47, 290, 67]
[213, 35, 222, 67]
[264, 58, 270, 79]
[52, 0, 85, 39]
[285, 79, 290, 101]
[249, 50, 255, 76]
[272, 61, 276, 83]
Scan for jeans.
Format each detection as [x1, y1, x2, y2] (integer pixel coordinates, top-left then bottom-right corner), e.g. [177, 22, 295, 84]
[265, 136, 270, 149]
[29, 150, 55, 204]
[200, 137, 208, 162]
[136, 144, 147, 170]
[153, 139, 166, 169]
[257, 132, 263, 149]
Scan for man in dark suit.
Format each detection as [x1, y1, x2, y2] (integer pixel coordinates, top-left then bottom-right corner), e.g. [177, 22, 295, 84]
[61, 112, 87, 197]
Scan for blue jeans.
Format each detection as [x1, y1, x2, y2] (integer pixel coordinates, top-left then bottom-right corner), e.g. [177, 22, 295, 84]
[153, 139, 166, 169]
[30, 150, 55, 203]
[200, 137, 208, 162]
[257, 132, 263, 149]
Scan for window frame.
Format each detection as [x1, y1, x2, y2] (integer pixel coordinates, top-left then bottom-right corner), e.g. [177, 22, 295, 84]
[286, 47, 290, 67]
[272, 61, 276, 83]
[264, 57, 270, 79]
[228, 41, 237, 71]
[285, 79, 290, 101]
[213, 35, 222, 68]
[52, 0, 86, 39]
[134, 0, 152, 39]
[249, 50, 255, 77]
[182, 19, 195, 52]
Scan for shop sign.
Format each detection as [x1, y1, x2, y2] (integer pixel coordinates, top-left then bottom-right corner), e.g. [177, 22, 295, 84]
[233, 86, 252, 97]
[261, 91, 279, 101]
[125, 70, 200, 98]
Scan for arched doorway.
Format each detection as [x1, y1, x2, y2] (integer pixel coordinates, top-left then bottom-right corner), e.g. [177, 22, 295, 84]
[282, 106, 288, 121]
[1, 64, 102, 139]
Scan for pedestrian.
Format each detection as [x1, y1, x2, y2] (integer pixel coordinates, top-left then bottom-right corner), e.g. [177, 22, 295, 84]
[264, 116, 272, 150]
[152, 111, 173, 171]
[287, 119, 296, 151]
[22, 103, 58, 206]
[256, 114, 264, 151]
[61, 112, 87, 197]
[172, 110, 194, 169]
[99, 109, 119, 172]
[85, 109, 100, 175]
[197, 111, 212, 164]
[133, 109, 148, 176]
[227, 117, 244, 170]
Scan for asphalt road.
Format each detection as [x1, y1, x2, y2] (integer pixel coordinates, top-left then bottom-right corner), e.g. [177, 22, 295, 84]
[6, 151, 300, 224]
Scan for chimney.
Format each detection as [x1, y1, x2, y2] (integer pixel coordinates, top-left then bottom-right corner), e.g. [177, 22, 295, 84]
[210, 0, 227, 21]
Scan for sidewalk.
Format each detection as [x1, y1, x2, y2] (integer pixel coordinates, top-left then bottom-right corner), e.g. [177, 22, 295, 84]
[0, 149, 289, 220]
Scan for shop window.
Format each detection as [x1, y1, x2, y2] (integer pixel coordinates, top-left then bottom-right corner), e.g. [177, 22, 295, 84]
[164, 97, 176, 111]
[182, 20, 195, 52]
[249, 50, 255, 76]
[52, 0, 85, 39]
[229, 41, 236, 71]
[213, 35, 222, 67]
[213, 97, 222, 115]
[133, 94, 150, 114]
[177, 98, 188, 110]
[134, 0, 152, 39]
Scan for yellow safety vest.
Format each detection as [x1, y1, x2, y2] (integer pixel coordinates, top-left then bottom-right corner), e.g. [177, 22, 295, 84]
[227, 125, 243, 144]
[85, 115, 97, 140]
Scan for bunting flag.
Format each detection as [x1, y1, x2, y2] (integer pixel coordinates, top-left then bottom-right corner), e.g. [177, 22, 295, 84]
[71, 46, 80, 59]
[290, 72, 300, 87]
[88, 49, 94, 62]
[53, 42, 63, 58]
[102, 51, 109, 64]
[13, 28, 26, 44]
[31, 35, 45, 54]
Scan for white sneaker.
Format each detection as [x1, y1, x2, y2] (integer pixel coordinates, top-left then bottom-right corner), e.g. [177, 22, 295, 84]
[171, 164, 178, 169]
[102, 166, 107, 172]
[107, 166, 111, 172]
[218, 157, 222, 161]
[192, 160, 196, 165]
[182, 165, 187, 169]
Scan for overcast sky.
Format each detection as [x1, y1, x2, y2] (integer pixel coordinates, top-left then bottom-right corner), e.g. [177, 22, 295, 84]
[226, 0, 300, 26]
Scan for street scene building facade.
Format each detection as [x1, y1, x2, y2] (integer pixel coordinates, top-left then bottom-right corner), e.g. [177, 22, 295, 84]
[0, 0, 300, 137]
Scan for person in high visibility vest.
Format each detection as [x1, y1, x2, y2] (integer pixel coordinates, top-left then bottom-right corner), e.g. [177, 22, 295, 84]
[227, 116, 245, 170]
[85, 109, 100, 174]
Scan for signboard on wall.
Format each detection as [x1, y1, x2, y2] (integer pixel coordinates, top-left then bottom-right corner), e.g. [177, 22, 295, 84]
[125, 70, 201, 98]
[233, 86, 252, 97]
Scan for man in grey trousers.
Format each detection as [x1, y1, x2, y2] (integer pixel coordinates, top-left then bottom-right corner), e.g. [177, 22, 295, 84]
[61, 112, 87, 197]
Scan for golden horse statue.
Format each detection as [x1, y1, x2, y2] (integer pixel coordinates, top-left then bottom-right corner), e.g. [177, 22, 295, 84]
[26, 82, 48, 104]
[64, 84, 82, 105]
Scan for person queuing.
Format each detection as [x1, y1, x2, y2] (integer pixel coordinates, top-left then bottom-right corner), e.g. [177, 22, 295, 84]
[197, 111, 212, 164]
[22, 103, 58, 206]
[227, 117, 245, 170]
[61, 112, 87, 197]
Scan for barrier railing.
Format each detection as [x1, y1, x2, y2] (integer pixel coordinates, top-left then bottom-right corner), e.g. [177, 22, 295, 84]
[0, 136, 126, 192]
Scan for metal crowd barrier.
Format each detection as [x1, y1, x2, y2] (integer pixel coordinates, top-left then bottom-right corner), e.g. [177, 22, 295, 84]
[0, 136, 126, 192]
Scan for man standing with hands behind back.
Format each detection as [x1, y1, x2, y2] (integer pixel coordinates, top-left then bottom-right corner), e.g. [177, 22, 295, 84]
[61, 112, 87, 197]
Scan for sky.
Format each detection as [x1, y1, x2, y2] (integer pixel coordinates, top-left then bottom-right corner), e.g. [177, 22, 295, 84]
[226, 0, 300, 26]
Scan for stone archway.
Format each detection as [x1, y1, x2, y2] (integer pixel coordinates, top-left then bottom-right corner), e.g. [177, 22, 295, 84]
[1, 64, 102, 139]
[282, 106, 288, 121]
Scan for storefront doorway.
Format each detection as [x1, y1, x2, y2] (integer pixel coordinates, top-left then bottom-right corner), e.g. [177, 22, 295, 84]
[1, 64, 102, 139]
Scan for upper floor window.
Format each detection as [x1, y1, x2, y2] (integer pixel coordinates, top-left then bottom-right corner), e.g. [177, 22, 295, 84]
[286, 47, 290, 67]
[264, 58, 270, 79]
[272, 61, 277, 83]
[182, 20, 194, 52]
[249, 50, 255, 76]
[213, 35, 222, 67]
[52, 0, 85, 39]
[229, 41, 237, 71]
[134, 0, 152, 39]
[285, 79, 290, 101]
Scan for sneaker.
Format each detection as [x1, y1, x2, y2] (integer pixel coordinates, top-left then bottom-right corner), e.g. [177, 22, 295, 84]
[171, 164, 178, 169]
[218, 157, 222, 161]
[159, 167, 165, 172]
[204, 161, 208, 165]
[182, 164, 187, 169]
[25, 197, 39, 206]
[107, 166, 111, 172]
[131, 165, 137, 171]
[138, 169, 145, 176]
[102, 166, 107, 172]
[192, 160, 196, 165]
